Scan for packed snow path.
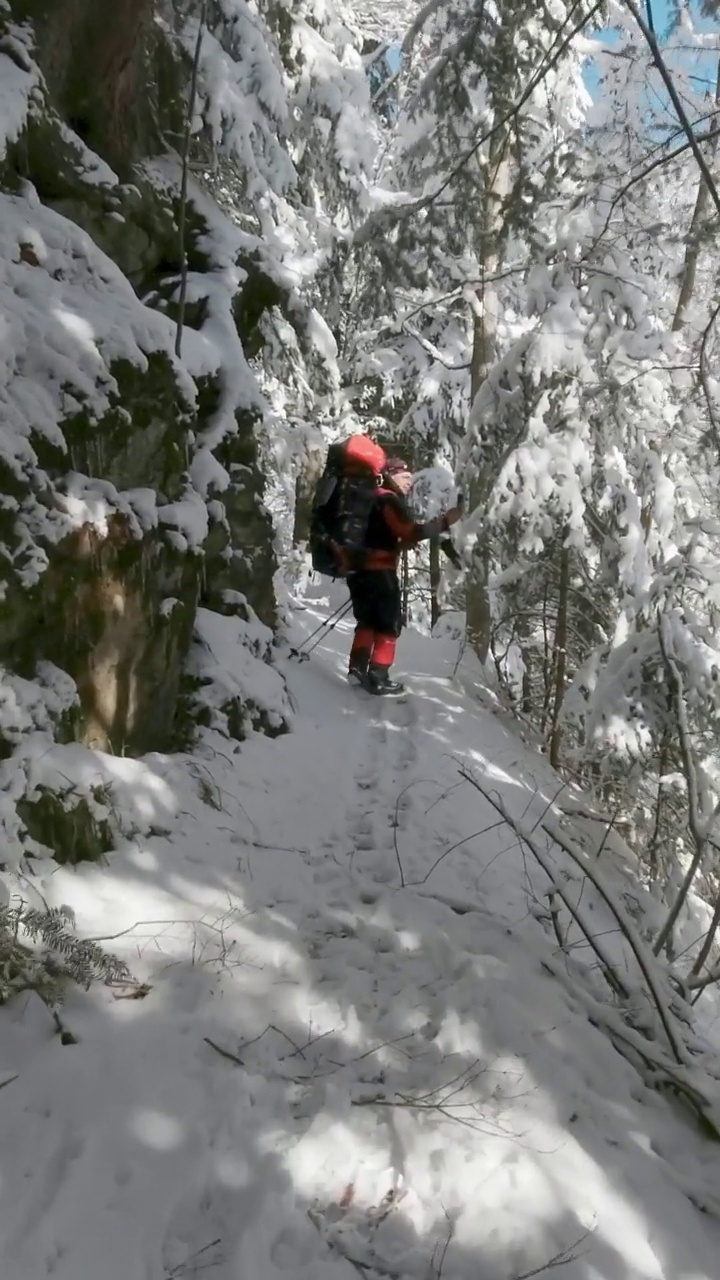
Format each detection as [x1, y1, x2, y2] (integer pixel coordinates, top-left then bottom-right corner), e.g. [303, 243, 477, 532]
[2, 588, 720, 1280]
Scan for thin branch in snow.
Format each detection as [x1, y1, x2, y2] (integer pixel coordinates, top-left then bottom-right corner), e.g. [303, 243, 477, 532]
[431, 1209, 455, 1280]
[392, 781, 435, 886]
[424, 781, 466, 816]
[325, 1033, 417, 1072]
[529, 782, 570, 836]
[407, 820, 506, 887]
[513, 1229, 594, 1279]
[690, 890, 720, 989]
[204, 1037, 244, 1067]
[459, 767, 686, 1062]
[547, 892, 568, 954]
[540, 812, 685, 1063]
[350, 1093, 515, 1139]
[689, 961, 720, 999]
[283, 1027, 336, 1061]
[166, 1238, 223, 1278]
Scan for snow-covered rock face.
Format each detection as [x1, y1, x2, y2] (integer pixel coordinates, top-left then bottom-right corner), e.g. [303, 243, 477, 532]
[0, 182, 205, 756]
[0, 2, 290, 864]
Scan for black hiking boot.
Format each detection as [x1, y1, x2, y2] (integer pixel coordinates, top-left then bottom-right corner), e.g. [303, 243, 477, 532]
[364, 663, 405, 696]
[348, 652, 370, 685]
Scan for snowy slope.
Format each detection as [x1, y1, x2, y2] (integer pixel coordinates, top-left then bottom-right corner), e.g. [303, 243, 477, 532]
[2, 589, 720, 1280]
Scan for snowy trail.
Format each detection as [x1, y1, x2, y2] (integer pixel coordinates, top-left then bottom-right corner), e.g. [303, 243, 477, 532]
[2, 593, 720, 1279]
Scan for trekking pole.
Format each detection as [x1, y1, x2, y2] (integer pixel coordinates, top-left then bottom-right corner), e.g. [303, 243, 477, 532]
[288, 598, 353, 662]
[294, 599, 354, 662]
[401, 549, 409, 627]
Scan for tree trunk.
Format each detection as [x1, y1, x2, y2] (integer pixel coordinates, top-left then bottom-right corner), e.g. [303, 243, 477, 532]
[465, 139, 511, 665]
[691, 885, 720, 978]
[549, 543, 569, 770]
[518, 611, 533, 715]
[540, 578, 552, 735]
[429, 536, 441, 629]
[19, 0, 158, 162]
[465, 299, 497, 663]
[672, 58, 720, 333]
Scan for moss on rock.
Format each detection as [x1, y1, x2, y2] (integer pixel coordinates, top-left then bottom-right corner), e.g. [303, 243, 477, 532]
[17, 785, 115, 864]
[0, 0, 283, 781]
[201, 410, 278, 631]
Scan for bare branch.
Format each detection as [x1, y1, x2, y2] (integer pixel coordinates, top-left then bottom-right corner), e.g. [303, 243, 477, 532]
[514, 1229, 594, 1279]
[625, 0, 720, 222]
[204, 1036, 244, 1067]
[653, 616, 717, 958]
[459, 766, 686, 1065]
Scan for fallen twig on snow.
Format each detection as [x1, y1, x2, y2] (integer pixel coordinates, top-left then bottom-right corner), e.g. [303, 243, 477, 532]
[547, 892, 567, 955]
[534, 880, 629, 1002]
[203, 1037, 244, 1067]
[513, 1227, 593, 1278]
[431, 1209, 455, 1280]
[463, 766, 685, 1064]
[407, 819, 506, 887]
[455, 767, 720, 1144]
[350, 1061, 524, 1140]
[540, 944, 720, 1148]
[165, 1237, 223, 1278]
[539, 809, 683, 1060]
[460, 770, 631, 1002]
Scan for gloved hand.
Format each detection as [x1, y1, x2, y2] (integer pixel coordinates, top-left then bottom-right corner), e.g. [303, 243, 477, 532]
[442, 506, 462, 528]
[440, 538, 462, 568]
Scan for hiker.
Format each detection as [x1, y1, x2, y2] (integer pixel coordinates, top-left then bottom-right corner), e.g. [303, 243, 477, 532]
[347, 457, 461, 695]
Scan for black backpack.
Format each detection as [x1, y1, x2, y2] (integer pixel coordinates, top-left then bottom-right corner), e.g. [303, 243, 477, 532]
[309, 436, 386, 577]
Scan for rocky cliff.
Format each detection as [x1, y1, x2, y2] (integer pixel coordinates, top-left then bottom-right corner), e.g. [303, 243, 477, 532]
[0, 0, 293, 864]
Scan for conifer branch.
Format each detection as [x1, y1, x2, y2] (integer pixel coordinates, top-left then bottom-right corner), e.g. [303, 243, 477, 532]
[0, 901, 130, 1006]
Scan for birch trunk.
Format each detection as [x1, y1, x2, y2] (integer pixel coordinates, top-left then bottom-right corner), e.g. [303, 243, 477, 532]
[465, 141, 511, 664]
[672, 59, 720, 333]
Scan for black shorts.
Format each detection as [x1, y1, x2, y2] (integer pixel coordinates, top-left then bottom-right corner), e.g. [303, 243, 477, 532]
[348, 569, 403, 638]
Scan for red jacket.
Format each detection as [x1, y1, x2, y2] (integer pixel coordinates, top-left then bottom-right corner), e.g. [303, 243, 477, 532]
[363, 488, 450, 570]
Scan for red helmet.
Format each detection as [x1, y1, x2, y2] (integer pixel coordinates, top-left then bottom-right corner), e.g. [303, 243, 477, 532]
[344, 435, 386, 475]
